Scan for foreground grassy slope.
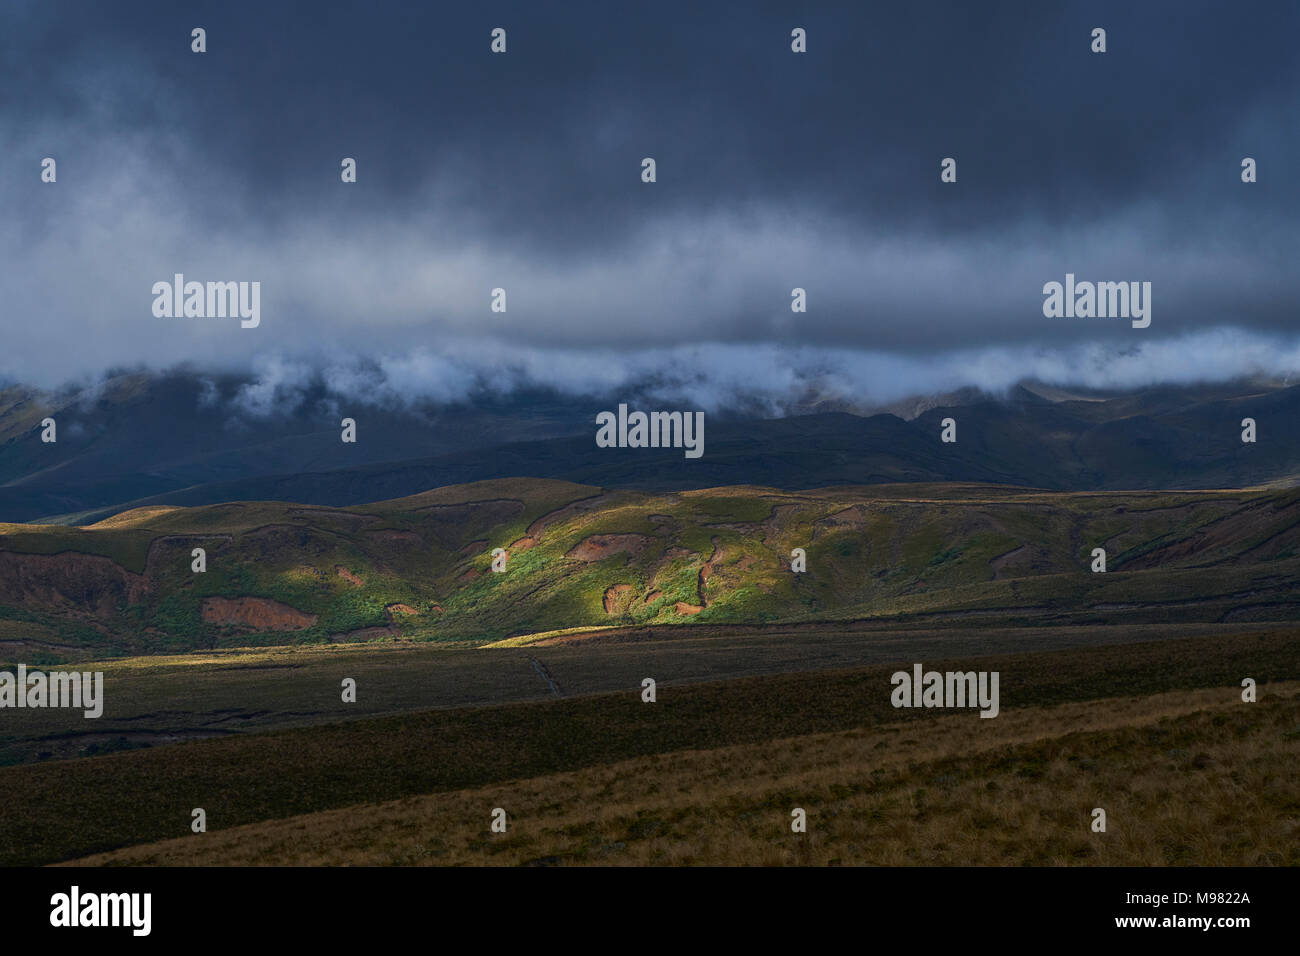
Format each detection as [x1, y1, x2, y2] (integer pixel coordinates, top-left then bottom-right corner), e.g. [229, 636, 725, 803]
[0, 620, 1267, 767]
[68, 682, 1299, 867]
[2, 479, 1300, 657]
[1, 628, 1293, 866]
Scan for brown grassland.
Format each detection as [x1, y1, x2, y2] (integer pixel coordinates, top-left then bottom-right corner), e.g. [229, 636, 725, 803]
[66, 681, 1299, 867]
[0, 626, 1289, 866]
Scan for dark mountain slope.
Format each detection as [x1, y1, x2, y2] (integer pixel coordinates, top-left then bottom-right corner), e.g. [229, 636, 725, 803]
[2, 372, 1298, 523]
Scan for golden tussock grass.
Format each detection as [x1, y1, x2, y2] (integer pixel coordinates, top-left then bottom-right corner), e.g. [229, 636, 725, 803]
[67, 681, 1299, 867]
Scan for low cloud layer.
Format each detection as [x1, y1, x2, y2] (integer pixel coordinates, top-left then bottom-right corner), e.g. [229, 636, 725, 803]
[203, 329, 1298, 420]
[3, 1, 1298, 399]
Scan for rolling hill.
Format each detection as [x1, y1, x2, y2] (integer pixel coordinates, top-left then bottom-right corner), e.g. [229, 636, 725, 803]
[2, 476, 1299, 659]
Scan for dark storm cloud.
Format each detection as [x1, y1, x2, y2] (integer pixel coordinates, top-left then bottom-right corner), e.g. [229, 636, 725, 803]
[2, 0, 1298, 398]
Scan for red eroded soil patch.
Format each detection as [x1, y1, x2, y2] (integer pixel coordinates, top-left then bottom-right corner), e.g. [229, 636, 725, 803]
[385, 603, 418, 618]
[509, 536, 537, 551]
[566, 534, 650, 562]
[0, 551, 149, 617]
[336, 566, 364, 586]
[603, 584, 634, 614]
[697, 538, 725, 606]
[674, 602, 703, 615]
[201, 597, 318, 631]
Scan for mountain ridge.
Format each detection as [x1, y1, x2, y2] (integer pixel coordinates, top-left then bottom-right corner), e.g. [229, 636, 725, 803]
[2, 371, 1298, 524]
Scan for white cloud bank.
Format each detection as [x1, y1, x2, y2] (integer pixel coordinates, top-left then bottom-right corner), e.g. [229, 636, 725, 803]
[204, 328, 1300, 419]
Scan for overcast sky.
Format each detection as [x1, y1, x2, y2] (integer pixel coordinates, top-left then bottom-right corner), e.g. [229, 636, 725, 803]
[3, 0, 1298, 406]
